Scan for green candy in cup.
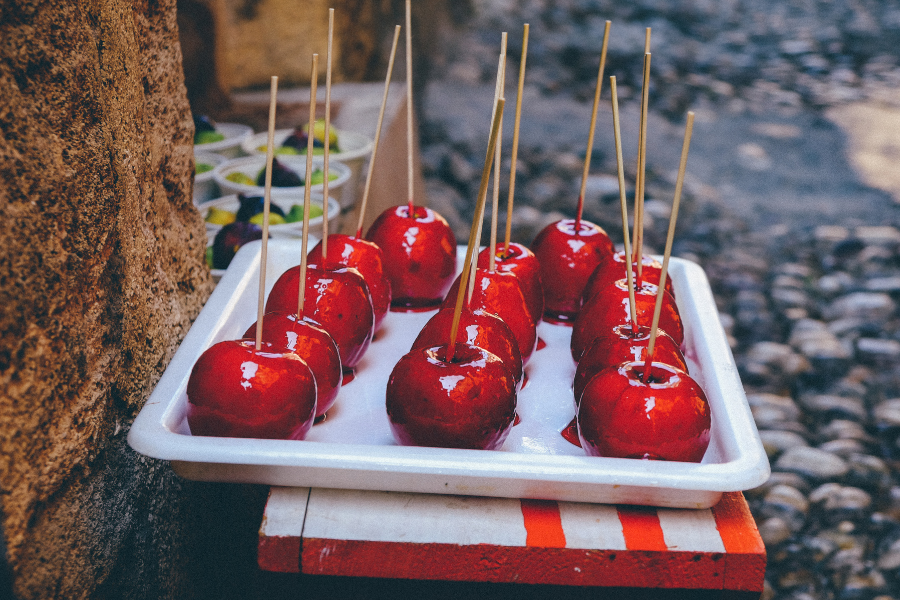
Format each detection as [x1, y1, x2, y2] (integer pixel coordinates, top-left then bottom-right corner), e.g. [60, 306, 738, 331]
[195, 130, 225, 145]
[284, 204, 324, 223]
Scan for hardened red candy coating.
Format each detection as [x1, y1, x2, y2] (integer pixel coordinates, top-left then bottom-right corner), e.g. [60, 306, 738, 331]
[187, 339, 317, 440]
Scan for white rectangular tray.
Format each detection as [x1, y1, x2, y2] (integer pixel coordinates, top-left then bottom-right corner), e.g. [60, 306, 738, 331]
[128, 239, 769, 509]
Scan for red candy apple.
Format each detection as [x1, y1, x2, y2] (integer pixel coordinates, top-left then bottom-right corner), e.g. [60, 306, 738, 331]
[265, 263, 375, 370]
[308, 234, 392, 330]
[386, 343, 517, 449]
[571, 278, 683, 361]
[186, 339, 317, 440]
[477, 243, 544, 326]
[573, 324, 687, 403]
[243, 312, 342, 417]
[577, 361, 711, 462]
[365, 205, 457, 309]
[582, 251, 675, 305]
[442, 268, 537, 364]
[531, 219, 615, 323]
[411, 307, 524, 385]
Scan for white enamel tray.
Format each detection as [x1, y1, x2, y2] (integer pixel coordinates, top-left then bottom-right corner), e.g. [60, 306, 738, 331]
[128, 240, 769, 508]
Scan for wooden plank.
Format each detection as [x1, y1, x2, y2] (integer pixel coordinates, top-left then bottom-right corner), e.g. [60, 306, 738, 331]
[711, 492, 767, 592]
[257, 487, 311, 573]
[259, 488, 766, 593]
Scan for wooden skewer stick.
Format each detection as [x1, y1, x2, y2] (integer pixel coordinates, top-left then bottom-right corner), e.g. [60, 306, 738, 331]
[447, 97, 506, 363]
[610, 77, 638, 334]
[633, 51, 651, 288]
[472, 45, 506, 299]
[355, 25, 401, 237]
[632, 27, 651, 280]
[489, 33, 507, 273]
[297, 55, 319, 319]
[503, 23, 529, 255]
[574, 20, 611, 231]
[321, 7, 334, 264]
[405, 0, 415, 216]
[642, 111, 694, 383]
[255, 75, 279, 351]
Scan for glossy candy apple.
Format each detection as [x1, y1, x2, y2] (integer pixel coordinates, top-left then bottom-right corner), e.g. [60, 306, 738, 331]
[365, 205, 457, 309]
[570, 278, 683, 361]
[442, 268, 537, 364]
[477, 243, 544, 326]
[243, 312, 342, 417]
[186, 339, 317, 440]
[573, 324, 687, 404]
[582, 251, 675, 305]
[577, 361, 711, 462]
[531, 219, 614, 323]
[386, 342, 517, 449]
[411, 307, 524, 386]
[265, 263, 374, 370]
[308, 235, 392, 330]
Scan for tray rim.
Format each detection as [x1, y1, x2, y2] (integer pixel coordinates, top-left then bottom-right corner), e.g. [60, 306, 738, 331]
[128, 240, 770, 507]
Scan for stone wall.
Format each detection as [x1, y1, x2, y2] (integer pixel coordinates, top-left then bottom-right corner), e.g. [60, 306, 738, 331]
[0, 0, 216, 597]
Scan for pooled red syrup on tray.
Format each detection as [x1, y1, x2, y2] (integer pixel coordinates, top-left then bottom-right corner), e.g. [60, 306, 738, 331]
[536, 338, 547, 351]
[514, 413, 522, 426]
[342, 370, 356, 386]
[390, 305, 439, 313]
[520, 372, 529, 390]
[561, 417, 581, 447]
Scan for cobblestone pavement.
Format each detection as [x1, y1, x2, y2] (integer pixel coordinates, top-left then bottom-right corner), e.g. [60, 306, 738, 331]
[419, 2, 900, 598]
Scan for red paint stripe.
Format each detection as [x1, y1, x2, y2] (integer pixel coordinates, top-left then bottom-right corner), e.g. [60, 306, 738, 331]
[711, 492, 766, 554]
[258, 535, 302, 573]
[711, 492, 767, 592]
[617, 505, 667, 551]
[520, 499, 566, 548]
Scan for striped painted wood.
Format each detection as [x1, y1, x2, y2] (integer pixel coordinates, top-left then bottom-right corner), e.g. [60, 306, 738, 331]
[258, 487, 765, 591]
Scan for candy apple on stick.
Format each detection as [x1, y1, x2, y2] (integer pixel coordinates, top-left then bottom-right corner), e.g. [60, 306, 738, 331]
[570, 77, 683, 360]
[573, 324, 685, 404]
[265, 56, 375, 373]
[577, 85, 708, 463]
[365, 0, 456, 309]
[243, 67, 343, 418]
[572, 277, 683, 361]
[308, 25, 401, 331]
[577, 361, 711, 461]
[531, 21, 614, 323]
[582, 251, 674, 305]
[386, 97, 517, 449]
[411, 307, 524, 387]
[187, 76, 318, 440]
[442, 45, 537, 364]
[639, 111, 695, 383]
[476, 25, 544, 327]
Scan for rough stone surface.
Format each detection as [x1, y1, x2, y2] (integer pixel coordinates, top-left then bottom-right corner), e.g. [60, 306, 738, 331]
[0, 1, 214, 597]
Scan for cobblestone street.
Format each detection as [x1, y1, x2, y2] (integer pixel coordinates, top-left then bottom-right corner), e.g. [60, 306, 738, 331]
[419, 2, 900, 598]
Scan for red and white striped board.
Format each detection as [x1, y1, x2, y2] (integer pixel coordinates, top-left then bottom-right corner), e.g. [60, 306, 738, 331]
[258, 488, 765, 592]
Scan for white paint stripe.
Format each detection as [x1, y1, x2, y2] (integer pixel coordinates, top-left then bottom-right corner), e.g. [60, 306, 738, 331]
[657, 508, 725, 552]
[261, 487, 311, 537]
[558, 501, 628, 550]
[304, 488, 527, 546]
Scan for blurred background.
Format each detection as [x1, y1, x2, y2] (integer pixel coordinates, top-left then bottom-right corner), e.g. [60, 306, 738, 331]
[184, 1, 900, 598]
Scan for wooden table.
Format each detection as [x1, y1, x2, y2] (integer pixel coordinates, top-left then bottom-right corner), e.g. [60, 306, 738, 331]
[258, 487, 765, 598]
